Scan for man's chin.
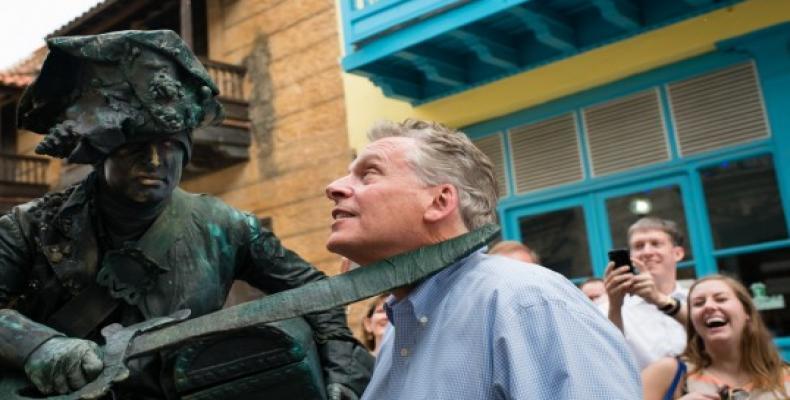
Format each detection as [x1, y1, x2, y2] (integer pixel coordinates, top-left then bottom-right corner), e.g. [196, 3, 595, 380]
[326, 236, 348, 255]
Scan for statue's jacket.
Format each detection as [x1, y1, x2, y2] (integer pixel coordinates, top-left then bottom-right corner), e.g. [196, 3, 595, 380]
[0, 176, 369, 395]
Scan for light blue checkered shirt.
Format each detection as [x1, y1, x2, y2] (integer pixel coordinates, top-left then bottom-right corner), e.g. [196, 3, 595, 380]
[361, 249, 641, 400]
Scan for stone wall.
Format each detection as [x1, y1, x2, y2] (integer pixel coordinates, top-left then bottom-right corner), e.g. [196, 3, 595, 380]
[182, 0, 352, 273]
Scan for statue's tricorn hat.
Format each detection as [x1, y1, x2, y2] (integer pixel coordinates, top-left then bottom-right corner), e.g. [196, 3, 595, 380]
[18, 29, 224, 164]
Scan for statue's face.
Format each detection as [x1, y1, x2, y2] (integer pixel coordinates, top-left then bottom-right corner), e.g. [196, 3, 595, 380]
[102, 138, 184, 204]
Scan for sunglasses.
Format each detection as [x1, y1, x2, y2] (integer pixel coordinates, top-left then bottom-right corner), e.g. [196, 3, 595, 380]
[718, 385, 749, 400]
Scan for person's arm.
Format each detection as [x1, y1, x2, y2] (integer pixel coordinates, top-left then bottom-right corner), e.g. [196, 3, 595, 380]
[629, 264, 688, 326]
[0, 212, 103, 395]
[642, 357, 681, 400]
[492, 292, 642, 399]
[0, 211, 51, 366]
[235, 216, 373, 399]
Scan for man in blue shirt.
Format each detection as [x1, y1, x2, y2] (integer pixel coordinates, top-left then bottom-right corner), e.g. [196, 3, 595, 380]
[325, 119, 641, 399]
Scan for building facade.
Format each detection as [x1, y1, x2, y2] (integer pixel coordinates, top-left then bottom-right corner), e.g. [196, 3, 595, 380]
[338, 0, 790, 357]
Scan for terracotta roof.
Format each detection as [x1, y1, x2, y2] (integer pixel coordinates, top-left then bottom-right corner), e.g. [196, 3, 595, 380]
[0, 47, 47, 89]
[48, 0, 118, 38]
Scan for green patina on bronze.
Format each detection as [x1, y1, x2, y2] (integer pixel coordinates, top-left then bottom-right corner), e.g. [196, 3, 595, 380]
[0, 224, 499, 400]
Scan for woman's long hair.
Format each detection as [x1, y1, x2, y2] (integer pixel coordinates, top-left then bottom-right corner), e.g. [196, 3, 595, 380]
[682, 274, 786, 395]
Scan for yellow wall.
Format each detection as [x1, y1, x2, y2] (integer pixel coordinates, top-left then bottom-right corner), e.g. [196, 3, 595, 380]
[341, 0, 790, 151]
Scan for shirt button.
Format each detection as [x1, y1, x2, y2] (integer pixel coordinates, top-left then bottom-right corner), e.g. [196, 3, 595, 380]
[419, 316, 429, 325]
[400, 348, 409, 357]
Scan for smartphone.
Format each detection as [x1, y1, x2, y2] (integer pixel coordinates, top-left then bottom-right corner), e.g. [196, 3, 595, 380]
[608, 248, 637, 275]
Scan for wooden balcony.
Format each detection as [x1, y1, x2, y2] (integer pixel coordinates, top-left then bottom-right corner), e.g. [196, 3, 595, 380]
[0, 153, 50, 212]
[187, 58, 252, 175]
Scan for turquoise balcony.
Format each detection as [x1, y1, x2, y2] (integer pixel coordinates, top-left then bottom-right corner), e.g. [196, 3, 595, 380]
[340, 0, 743, 104]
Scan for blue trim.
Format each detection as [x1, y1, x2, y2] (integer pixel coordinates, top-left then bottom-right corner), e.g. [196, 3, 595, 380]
[686, 168, 717, 276]
[339, 0, 355, 55]
[341, 0, 745, 103]
[676, 260, 694, 269]
[584, 192, 606, 276]
[342, 0, 529, 70]
[711, 239, 790, 259]
[500, 131, 516, 197]
[574, 110, 593, 180]
[658, 84, 680, 160]
[776, 337, 790, 362]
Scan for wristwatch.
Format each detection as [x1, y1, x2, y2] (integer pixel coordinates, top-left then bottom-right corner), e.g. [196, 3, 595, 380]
[659, 296, 682, 316]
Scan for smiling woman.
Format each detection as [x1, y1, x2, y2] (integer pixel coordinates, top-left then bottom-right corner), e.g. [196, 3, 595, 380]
[642, 275, 790, 400]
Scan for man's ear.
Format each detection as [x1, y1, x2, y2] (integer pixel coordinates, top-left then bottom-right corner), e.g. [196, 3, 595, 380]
[424, 184, 459, 223]
[672, 245, 685, 263]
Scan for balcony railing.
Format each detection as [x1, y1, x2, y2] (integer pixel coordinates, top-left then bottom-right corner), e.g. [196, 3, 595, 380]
[187, 59, 251, 175]
[201, 58, 246, 103]
[0, 154, 50, 211]
[0, 154, 49, 186]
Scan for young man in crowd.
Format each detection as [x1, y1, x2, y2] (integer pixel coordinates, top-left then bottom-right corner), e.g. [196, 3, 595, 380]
[603, 217, 689, 369]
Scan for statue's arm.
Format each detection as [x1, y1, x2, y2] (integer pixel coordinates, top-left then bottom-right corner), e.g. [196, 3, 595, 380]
[235, 217, 373, 396]
[0, 212, 62, 369]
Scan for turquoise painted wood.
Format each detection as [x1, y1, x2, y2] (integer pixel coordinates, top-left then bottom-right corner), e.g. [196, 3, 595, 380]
[340, 0, 744, 103]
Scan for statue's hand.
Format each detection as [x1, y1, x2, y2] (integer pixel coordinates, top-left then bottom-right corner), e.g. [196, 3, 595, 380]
[23, 336, 103, 395]
[326, 382, 359, 400]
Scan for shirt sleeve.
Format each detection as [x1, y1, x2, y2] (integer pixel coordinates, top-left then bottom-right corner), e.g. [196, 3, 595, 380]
[491, 296, 642, 399]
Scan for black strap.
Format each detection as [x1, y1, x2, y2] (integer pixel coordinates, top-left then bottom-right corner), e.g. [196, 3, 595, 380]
[46, 282, 120, 338]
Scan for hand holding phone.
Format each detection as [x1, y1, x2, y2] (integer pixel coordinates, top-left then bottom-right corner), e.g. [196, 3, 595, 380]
[608, 248, 638, 275]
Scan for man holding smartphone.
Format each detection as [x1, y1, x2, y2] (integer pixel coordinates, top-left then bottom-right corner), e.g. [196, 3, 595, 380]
[602, 217, 689, 370]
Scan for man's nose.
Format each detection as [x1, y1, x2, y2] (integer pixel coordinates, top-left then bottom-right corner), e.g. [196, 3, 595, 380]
[325, 176, 351, 201]
[147, 144, 161, 167]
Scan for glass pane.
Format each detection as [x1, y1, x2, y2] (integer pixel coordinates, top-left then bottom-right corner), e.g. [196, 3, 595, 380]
[701, 155, 788, 249]
[605, 185, 692, 259]
[518, 207, 592, 278]
[717, 246, 790, 337]
[677, 266, 698, 290]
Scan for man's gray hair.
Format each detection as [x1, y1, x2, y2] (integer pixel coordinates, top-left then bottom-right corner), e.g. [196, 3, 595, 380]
[627, 217, 684, 247]
[368, 119, 498, 229]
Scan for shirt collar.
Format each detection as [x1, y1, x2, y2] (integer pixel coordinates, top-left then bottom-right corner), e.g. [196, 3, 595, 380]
[384, 248, 483, 324]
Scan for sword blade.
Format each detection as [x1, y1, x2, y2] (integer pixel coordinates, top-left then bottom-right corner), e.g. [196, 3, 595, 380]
[127, 224, 499, 357]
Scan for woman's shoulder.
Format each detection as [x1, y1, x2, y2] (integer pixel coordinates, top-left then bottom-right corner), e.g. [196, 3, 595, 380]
[642, 357, 685, 400]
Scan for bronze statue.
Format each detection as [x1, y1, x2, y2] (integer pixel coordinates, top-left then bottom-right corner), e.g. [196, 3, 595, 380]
[0, 30, 374, 400]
